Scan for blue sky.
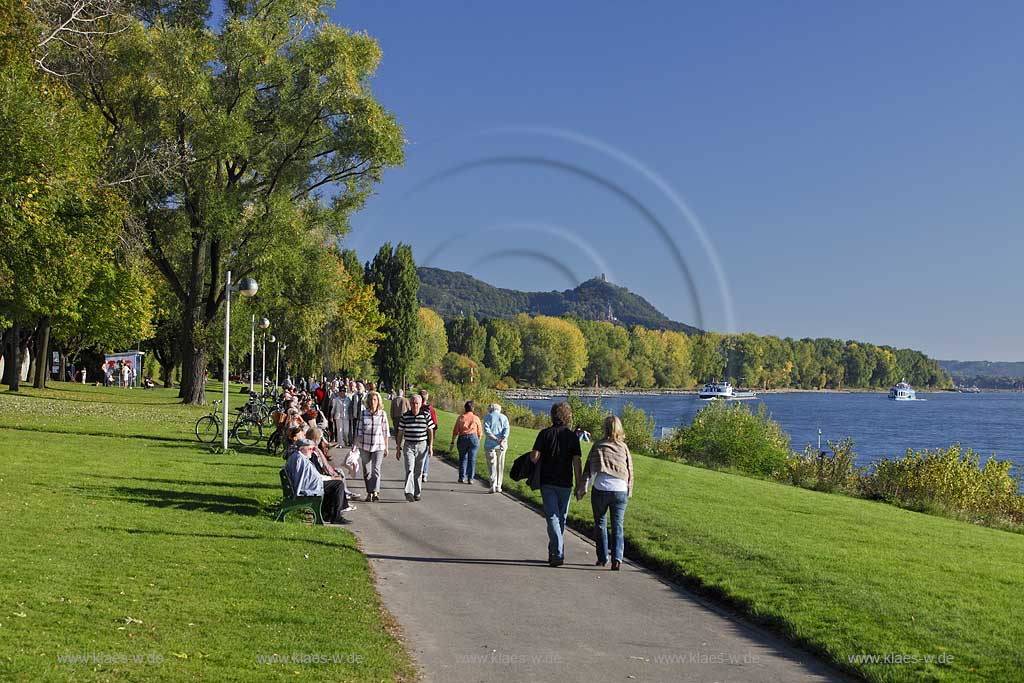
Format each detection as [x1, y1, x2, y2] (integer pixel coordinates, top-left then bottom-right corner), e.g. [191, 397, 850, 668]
[324, 0, 1022, 361]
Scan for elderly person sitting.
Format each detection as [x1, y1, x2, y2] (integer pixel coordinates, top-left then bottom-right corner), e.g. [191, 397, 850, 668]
[484, 402, 511, 493]
[285, 438, 350, 525]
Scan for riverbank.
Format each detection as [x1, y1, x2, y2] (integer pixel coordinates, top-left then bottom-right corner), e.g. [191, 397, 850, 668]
[501, 386, 907, 400]
[426, 401, 1023, 683]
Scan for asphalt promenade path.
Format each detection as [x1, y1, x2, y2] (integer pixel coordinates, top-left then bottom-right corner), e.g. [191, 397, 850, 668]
[346, 439, 849, 683]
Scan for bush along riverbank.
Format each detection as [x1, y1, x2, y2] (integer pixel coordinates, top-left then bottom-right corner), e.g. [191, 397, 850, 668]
[426, 381, 1024, 532]
[419, 399, 1024, 683]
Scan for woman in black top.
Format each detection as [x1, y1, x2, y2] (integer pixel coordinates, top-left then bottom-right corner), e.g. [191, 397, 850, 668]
[529, 402, 583, 566]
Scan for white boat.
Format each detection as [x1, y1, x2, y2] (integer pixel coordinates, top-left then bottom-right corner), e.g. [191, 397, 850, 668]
[699, 380, 757, 401]
[889, 380, 916, 401]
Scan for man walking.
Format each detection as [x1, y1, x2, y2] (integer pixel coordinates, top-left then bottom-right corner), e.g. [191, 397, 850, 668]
[419, 389, 438, 482]
[349, 381, 365, 446]
[484, 403, 511, 493]
[390, 389, 409, 435]
[396, 393, 434, 502]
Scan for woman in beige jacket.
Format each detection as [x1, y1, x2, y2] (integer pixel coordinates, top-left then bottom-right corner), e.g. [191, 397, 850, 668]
[577, 415, 634, 570]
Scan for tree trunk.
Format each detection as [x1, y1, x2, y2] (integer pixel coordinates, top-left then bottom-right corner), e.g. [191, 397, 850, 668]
[1, 324, 18, 389]
[33, 317, 51, 389]
[179, 343, 208, 404]
[160, 360, 175, 388]
[58, 348, 67, 382]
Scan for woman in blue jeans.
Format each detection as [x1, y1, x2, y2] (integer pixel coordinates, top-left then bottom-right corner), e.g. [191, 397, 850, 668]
[577, 415, 634, 570]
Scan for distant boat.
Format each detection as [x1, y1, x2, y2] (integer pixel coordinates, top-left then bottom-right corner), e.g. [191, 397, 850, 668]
[957, 385, 982, 393]
[699, 380, 757, 401]
[889, 379, 917, 401]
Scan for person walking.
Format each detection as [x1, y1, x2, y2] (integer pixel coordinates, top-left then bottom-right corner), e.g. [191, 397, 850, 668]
[348, 382, 365, 446]
[390, 389, 409, 434]
[576, 415, 634, 570]
[483, 403, 510, 493]
[328, 384, 345, 445]
[354, 391, 389, 502]
[419, 389, 438, 482]
[529, 402, 583, 567]
[396, 393, 434, 502]
[451, 401, 483, 484]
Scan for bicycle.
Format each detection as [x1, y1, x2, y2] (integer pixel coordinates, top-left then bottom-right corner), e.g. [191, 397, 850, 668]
[194, 400, 264, 446]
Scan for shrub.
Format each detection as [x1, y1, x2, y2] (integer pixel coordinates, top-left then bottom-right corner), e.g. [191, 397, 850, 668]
[863, 444, 1024, 526]
[664, 400, 790, 478]
[782, 437, 864, 493]
[567, 395, 606, 437]
[620, 402, 656, 455]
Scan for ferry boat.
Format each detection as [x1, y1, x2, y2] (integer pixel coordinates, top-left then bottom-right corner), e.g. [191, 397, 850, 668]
[699, 380, 757, 401]
[888, 380, 916, 401]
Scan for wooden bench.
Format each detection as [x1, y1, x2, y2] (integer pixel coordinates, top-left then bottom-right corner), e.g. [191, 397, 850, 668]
[275, 468, 325, 524]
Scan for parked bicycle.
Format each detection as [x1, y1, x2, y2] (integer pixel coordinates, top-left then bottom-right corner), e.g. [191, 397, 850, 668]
[194, 400, 264, 446]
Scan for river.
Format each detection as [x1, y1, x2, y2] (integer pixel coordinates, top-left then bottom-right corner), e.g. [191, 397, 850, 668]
[513, 392, 1024, 472]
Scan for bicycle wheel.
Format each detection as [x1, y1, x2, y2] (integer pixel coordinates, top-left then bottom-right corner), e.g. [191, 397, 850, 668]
[257, 403, 272, 426]
[233, 417, 262, 447]
[195, 415, 220, 443]
[266, 429, 282, 455]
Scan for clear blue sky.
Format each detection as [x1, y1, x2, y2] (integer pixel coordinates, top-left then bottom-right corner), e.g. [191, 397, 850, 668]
[325, 0, 1022, 361]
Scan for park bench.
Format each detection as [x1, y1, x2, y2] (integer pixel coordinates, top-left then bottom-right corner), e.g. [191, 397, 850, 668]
[275, 468, 325, 525]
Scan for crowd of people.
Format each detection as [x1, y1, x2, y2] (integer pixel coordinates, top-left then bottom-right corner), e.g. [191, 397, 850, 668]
[274, 376, 635, 568]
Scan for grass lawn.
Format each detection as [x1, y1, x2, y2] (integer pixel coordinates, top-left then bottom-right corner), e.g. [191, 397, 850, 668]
[428, 403, 1024, 683]
[0, 383, 414, 682]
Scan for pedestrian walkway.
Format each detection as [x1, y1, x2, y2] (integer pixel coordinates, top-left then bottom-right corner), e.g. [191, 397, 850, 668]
[348, 440, 849, 683]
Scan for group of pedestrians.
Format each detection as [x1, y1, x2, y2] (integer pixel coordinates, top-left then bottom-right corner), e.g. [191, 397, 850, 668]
[278, 378, 635, 570]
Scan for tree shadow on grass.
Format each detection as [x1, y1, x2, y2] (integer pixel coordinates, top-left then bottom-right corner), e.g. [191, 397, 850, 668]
[77, 484, 265, 517]
[98, 526, 358, 550]
[97, 474, 279, 490]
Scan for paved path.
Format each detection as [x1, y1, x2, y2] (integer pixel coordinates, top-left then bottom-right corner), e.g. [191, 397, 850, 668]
[346, 443, 848, 683]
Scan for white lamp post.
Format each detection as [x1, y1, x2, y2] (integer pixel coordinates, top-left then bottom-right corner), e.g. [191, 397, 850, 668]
[222, 272, 258, 450]
[248, 314, 256, 393]
[275, 341, 286, 394]
[258, 317, 270, 391]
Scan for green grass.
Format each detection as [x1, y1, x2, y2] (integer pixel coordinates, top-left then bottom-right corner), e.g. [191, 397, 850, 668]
[0, 383, 414, 682]
[430, 404, 1024, 683]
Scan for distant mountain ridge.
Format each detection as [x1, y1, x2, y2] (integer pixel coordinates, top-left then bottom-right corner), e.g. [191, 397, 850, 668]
[938, 360, 1024, 388]
[417, 267, 701, 334]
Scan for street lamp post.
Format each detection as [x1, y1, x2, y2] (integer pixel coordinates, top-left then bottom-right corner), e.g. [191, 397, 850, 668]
[248, 314, 256, 393]
[265, 333, 275, 392]
[222, 271, 259, 451]
[258, 317, 270, 391]
[275, 341, 286, 393]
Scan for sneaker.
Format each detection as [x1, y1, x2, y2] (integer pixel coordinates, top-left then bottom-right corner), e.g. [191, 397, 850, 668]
[458, 478, 465, 484]
[422, 474, 427, 482]
[548, 556, 564, 568]
[611, 560, 621, 571]
[413, 495, 422, 501]
[405, 493, 414, 502]
[348, 492, 363, 501]
[340, 504, 357, 513]
[496, 487, 502, 493]
[596, 559, 608, 567]
[372, 492, 380, 502]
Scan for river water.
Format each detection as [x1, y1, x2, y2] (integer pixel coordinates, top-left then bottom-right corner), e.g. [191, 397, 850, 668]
[514, 392, 1024, 472]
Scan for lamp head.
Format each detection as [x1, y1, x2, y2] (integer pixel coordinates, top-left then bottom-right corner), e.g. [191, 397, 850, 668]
[258, 317, 270, 329]
[237, 277, 259, 297]
[268, 335, 276, 343]
[282, 343, 288, 351]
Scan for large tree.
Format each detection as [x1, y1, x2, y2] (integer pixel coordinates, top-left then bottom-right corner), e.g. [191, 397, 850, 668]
[366, 242, 418, 390]
[43, 0, 404, 402]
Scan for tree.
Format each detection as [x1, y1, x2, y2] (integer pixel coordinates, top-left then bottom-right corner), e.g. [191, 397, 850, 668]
[446, 315, 486, 363]
[689, 332, 726, 384]
[482, 318, 523, 377]
[44, 0, 404, 402]
[441, 352, 477, 385]
[0, 14, 124, 390]
[413, 307, 447, 380]
[514, 314, 587, 386]
[658, 330, 693, 387]
[577, 319, 633, 387]
[366, 243, 418, 390]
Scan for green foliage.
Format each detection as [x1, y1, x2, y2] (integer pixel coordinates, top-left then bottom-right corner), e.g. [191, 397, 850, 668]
[620, 402, 657, 455]
[482, 318, 522, 376]
[440, 352, 478, 385]
[366, 243, 418, 389]
[445, 315, 486, 362]
[513, 314, 588, 386]
[665, 401, 791, 478]
[782, 438, 864, 493]
[412, 307, 447, 380]
[864, 445, 1024, 527]
[566, 395, 606, 436]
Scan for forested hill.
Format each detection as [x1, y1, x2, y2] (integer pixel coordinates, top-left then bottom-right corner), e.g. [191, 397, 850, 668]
[939, 360, 1024, 389]
[417, 267, 701, 334]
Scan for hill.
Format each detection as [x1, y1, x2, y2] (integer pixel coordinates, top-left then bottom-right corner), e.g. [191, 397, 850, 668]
[938, 359, 1024, 389]
[417, 267, 701, 333]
